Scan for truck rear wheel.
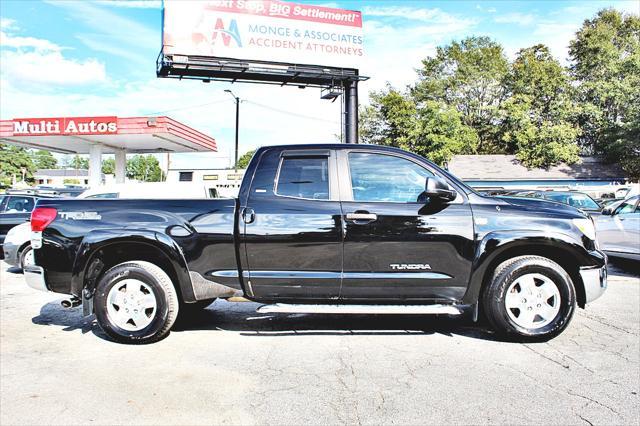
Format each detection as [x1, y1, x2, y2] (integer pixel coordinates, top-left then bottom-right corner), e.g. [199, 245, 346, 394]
[94, 261, 179, 344]
[482, 255, 576, 341]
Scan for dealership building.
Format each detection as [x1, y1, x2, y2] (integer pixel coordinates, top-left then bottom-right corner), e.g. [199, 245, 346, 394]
[0, 116, 217, 186]
[448, 155, 628, 196]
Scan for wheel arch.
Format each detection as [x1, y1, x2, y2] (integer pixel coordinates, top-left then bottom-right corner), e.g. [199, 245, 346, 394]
[464, 232, 594, 308]
[70, 230, 196, 303]
[17, 240, 32, 257]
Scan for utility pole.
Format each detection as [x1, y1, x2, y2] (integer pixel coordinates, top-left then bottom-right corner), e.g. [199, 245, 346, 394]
[225, 89, 240, 171]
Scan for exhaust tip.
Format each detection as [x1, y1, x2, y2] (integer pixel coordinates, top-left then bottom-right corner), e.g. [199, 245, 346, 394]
[61, 297, 81, 309]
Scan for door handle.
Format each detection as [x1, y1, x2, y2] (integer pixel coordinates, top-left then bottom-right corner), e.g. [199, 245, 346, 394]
[346, 212, 377, 222]
[242, 208, 255, 224]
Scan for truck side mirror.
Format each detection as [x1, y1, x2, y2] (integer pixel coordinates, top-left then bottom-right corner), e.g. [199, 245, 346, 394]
[424, 176, 457, 202]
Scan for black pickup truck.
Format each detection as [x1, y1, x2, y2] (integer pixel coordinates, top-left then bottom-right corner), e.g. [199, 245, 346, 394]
[25, 144, 607, 343]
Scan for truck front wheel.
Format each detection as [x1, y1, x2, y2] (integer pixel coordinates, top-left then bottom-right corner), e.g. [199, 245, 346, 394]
[94, 261, 179, 344]
[483, 255, 576, 341]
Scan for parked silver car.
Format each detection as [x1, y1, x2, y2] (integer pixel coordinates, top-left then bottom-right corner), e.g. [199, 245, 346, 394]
[595, 195, 640, 261]
[2, 222, 34, 270]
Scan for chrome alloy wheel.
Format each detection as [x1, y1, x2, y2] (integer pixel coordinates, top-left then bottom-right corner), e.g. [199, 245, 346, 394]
[106, 279, 157, 331]
[505, 273, 561, 329]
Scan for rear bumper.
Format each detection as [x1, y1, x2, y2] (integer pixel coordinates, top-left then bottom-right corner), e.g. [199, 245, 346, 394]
[580, 265, 607, 304]
[24, 265, 49, 292]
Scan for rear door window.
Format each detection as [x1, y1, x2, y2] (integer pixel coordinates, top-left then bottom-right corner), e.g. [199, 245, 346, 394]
[276, 157, 329, 200]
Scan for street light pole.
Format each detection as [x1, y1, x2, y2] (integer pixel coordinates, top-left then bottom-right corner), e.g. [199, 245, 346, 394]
[225, 89, 240, 171]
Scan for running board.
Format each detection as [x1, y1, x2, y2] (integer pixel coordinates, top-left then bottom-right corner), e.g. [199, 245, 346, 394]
[256, 303, 464, 315]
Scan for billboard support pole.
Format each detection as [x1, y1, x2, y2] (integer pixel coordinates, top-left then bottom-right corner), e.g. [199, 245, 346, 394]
[344, 79, 359, 144]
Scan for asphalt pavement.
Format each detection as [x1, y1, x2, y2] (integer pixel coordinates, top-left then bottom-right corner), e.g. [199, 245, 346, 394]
[1, 259, 638, 425]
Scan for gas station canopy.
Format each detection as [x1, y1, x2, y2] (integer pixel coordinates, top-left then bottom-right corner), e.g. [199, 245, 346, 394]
[0, 116, 216, 186]
[0, 116, 216, 154]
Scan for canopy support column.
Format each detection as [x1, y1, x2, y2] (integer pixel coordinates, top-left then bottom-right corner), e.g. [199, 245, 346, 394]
[115, 149, 126, 184]
[88, 144, 102, 187]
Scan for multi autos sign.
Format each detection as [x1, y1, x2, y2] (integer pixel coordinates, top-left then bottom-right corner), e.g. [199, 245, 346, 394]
[12, 117, 118, 136]
[162, 0, 364, 69]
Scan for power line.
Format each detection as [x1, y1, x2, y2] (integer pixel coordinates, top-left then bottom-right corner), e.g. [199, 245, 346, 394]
[143, 98, 231, 116]
[246, 100, 340, 124]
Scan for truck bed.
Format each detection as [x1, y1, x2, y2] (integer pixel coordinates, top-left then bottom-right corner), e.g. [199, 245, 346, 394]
[34, 198, 239, 296]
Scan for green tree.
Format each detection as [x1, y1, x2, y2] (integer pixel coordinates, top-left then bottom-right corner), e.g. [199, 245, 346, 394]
[32, 150, 58, 170]
[65, 155, 89, 169]
[102, 158, 115, 175]
[413, 36, 509, 153]
[501, 45, 581, 168]
[126, 155, 164, 182]
[235, 149, 255, 169]
[569, 8, 640, 179]
[360, 87, 478, 165]
[0, 144, 35, 186]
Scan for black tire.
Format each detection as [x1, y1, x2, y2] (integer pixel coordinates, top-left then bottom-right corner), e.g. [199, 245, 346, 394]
[482, 255, 576, 341]
[94, 261, 179, 344]
[19, 244, 33, 270]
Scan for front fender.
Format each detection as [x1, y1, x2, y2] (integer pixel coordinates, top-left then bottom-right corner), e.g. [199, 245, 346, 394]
[70, 229, 195, 301]
[462, 230, 605, 304]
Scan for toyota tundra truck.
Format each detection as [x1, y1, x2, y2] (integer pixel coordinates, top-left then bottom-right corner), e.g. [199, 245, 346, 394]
[24, 144, 607, 343]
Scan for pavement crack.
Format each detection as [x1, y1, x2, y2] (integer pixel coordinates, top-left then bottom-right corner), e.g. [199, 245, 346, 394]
[523, 344, 570, 369]
[566, 390, 620, 416]
[577, 413, 594, 426]
[581, 313, 638, 336]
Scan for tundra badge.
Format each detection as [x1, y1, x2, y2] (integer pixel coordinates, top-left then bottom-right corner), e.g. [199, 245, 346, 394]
[390, 264, 432, 270]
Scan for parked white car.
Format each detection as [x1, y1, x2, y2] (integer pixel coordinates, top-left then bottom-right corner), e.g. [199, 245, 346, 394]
[2, 222, 34, 270]
[78, 182, 217, 199]
[595, 195, 640, 261]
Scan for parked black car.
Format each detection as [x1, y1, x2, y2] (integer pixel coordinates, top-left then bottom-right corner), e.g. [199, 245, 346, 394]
[25, 144, 607, 343]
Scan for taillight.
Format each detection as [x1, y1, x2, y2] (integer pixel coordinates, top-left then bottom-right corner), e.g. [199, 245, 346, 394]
[31, 207, 57, 232]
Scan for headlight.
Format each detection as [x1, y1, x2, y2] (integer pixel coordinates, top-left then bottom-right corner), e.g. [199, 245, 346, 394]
[573, 218, 596, 240]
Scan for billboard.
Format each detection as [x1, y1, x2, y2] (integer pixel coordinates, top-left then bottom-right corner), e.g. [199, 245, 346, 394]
[162, 0, 364, 70]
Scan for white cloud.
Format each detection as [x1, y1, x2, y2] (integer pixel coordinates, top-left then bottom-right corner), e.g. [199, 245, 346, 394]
[0, 28, 106, 86]
[45, 1, 159, 57]
[359, 6, 476, 93]
[95, 0, 161, 8]
[0, 30, 62, 52]
[1, 17, 18, 30]
[363, 5, 476, 27]
[75, 34, 145, 63]
[494, 12, 536, 26]
[1, 50, 107, 86]
[532, 21, 581, 61]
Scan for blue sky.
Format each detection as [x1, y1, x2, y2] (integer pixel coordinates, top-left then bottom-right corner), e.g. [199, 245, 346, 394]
[1, 0, 638, 169]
